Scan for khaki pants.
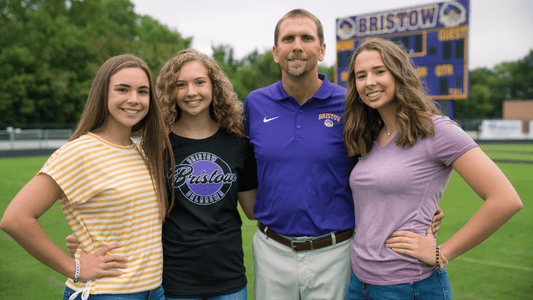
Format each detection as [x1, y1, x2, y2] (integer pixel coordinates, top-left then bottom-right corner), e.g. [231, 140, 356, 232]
[252, 228, 353, 300]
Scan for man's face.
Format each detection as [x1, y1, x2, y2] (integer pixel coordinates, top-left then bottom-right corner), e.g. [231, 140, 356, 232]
[273, 17, 325, 78]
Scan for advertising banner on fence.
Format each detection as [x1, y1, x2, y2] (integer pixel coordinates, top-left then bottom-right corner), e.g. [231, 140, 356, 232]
[480, 120, 523, 139]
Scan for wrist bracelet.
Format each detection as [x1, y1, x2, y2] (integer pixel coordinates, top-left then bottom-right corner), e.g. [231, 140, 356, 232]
[436, 244, 448, 268]
[436, 244, 440, 267]
[440, 246, 449, 267]
[74, 259, 80, 283]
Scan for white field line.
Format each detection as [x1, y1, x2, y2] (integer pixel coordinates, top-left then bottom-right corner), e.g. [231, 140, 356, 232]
[455, 256, 533, 272]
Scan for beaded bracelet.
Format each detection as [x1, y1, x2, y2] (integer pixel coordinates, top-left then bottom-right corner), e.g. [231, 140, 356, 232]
[436, 244, 449, 269]
[436, 244, 440, 267]
[74, 259, 80, 283]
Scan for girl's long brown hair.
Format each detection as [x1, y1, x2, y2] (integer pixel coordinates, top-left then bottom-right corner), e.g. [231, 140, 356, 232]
[343, 38, 442, 158]
[70, 54, 175, 221]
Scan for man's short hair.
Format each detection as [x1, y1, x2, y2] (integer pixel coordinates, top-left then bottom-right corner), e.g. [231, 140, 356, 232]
[274, 9, 324, 47]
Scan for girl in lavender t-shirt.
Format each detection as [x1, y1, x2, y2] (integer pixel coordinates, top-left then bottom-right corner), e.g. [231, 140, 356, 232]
[342, 38, 522, 299]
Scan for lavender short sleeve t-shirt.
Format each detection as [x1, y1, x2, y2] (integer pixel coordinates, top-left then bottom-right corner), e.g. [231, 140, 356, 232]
[349, 116, 477, 285]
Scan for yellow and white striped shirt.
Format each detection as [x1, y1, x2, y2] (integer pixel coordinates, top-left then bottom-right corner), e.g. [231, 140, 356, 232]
[39, 133, 162, 295]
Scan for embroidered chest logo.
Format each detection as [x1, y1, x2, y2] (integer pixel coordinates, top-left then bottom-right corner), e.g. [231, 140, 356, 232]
[318, 113, 341, 127]
[263, 116, 279, 123]
[169, 152, 237, 205]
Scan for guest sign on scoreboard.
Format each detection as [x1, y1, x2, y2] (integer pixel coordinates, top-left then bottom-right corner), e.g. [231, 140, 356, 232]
[336, 0, 469, 100]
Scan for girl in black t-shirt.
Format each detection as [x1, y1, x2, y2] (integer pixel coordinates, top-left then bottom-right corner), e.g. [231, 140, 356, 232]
[155, 49, 258, 300]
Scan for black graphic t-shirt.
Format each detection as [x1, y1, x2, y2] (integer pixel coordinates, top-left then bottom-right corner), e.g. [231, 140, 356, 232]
[162, 128, 258, 298]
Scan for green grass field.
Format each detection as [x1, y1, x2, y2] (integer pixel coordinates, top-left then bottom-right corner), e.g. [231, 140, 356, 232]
[1, 144, 532, 299]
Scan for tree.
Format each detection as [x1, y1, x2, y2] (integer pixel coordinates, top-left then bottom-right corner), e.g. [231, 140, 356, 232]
[318, 64, 335, 82]
[455, 49, 533, 119]
[0, 0, 191, 125]
[455, 68, 497, 119]
[211, 44, 282, 102]
[135, 15, 192, 75]
[233, 51, 281, 102]
[498, 50, 533, 100]
[0, 0, 91, 123]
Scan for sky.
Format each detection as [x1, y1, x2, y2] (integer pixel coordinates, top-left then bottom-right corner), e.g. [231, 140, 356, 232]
[129, 0, 533, 70]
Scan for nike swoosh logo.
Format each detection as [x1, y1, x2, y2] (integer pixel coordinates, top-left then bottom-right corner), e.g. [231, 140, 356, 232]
[263, 116, 279, 123]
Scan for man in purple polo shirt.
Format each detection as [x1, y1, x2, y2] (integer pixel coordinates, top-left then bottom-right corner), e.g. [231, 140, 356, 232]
[243, 9, 355, 299]
[244, 8, 442, 300]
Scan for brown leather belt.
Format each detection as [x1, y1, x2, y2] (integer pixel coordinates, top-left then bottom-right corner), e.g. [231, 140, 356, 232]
[258, 222, 354, 252]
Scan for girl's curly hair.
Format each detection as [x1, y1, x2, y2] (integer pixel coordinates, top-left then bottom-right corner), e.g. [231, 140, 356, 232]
[155, 48, 244, 137]
[343, 38, 442, 158]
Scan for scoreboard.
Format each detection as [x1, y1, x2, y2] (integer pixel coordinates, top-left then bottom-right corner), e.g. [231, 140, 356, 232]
[335, 0, 469, 105]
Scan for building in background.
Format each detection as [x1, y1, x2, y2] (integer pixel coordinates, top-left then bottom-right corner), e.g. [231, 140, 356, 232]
[503, 100, 533, 135]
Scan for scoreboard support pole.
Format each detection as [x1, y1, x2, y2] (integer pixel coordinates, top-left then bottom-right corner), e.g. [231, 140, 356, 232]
[436, 100, 454, 119]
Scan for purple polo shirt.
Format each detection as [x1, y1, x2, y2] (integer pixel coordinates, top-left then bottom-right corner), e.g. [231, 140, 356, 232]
[244, 74, 355, 237]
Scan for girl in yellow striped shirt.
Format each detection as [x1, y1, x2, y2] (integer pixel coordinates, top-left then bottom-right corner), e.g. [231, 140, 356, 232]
[0, 54, 174, 300]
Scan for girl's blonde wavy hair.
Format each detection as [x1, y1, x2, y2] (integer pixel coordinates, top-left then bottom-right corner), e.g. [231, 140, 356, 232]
[156, 48, 245, 137]
[343, 38, 442, 158]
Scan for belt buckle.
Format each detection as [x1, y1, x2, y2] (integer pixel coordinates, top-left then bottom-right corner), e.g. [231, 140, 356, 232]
[291, 239, 313, 252]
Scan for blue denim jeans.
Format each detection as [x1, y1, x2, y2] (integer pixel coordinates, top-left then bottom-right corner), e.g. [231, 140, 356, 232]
[165, 286, 247, 300]
[345, 268, 451, 300]
[64, 285, 165, 300]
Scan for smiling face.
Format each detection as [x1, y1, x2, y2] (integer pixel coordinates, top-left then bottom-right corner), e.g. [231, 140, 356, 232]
[105, 67, 150, 134]
[174, 60, 213, 120]
[273, 17, 325, 78]
[353, 50, 396, 113]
